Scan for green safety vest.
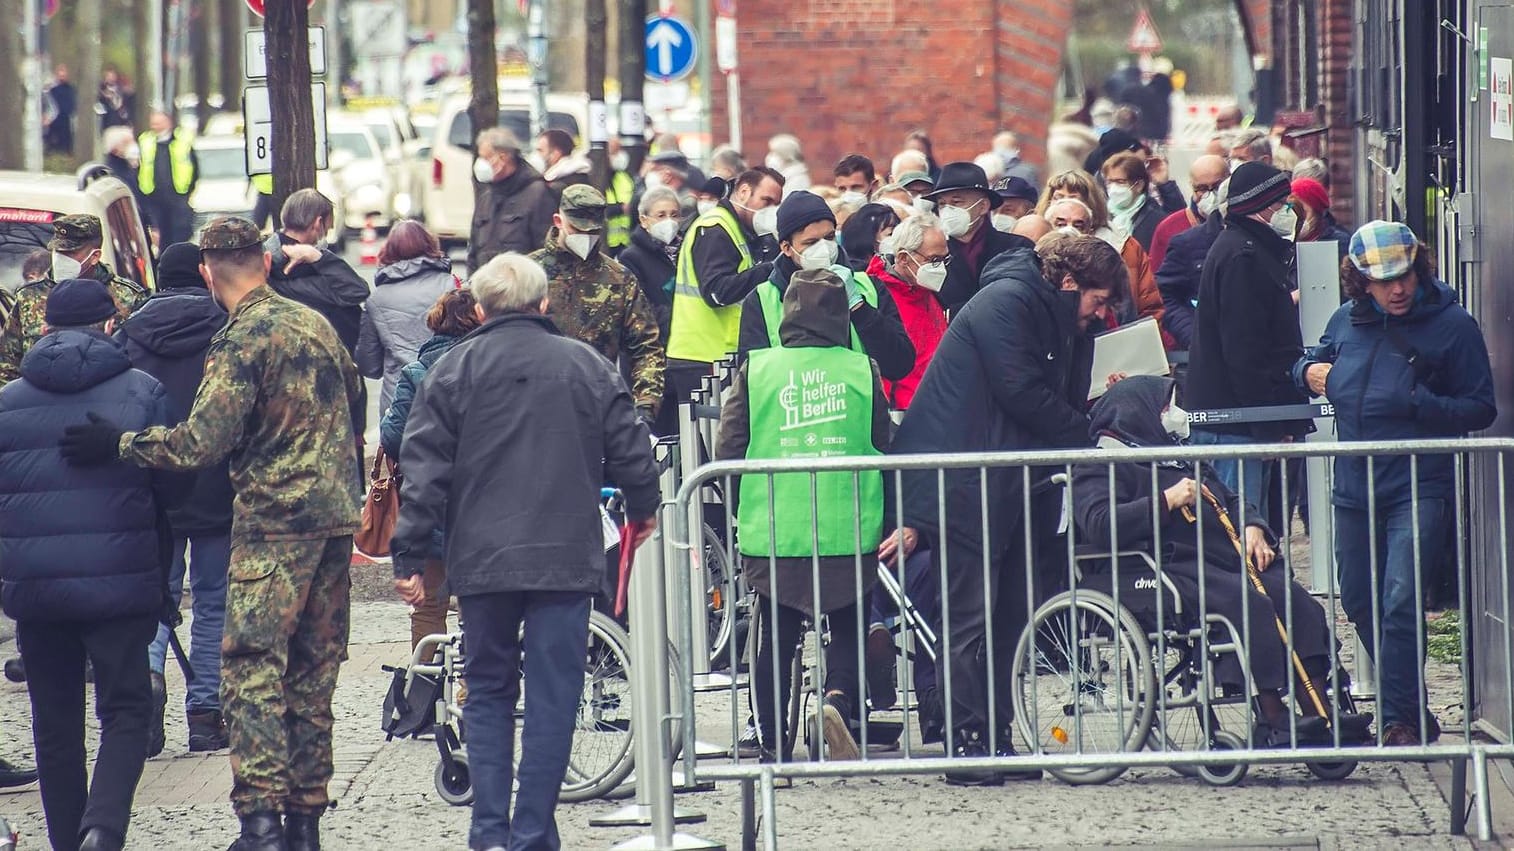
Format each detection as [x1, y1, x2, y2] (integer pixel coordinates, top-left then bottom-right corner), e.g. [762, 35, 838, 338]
[138, 130, 195, 195]
[605, 171, 635, 249]
[755, 271, 878, 351]
[737, 345, 883, 558]
[669, 205, 750, 363]
[251, 173, 273, 195]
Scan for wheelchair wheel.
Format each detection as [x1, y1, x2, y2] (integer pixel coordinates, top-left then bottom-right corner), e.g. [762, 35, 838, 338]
[1195, 730, 1248, 787]
[703, 523, 738, 668]
[1012, 589, 1155, 786]
[435, 750, 473, 806]
[1305, 759, 1358, 781]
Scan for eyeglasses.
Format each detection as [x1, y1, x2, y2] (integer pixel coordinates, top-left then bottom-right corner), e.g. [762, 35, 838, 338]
[1192, 182, 1221, 194]
[906, 249, 952, 265]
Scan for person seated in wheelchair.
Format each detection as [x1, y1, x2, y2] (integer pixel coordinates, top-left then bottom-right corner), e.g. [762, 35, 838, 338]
[1073, 376, 1370, 745]
[715, 267, 892, 763]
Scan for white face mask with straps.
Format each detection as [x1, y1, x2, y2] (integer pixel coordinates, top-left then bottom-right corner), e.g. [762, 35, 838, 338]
[1161, 390, 1191, 441]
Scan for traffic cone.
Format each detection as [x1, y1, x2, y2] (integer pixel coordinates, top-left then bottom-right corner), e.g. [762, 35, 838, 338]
[359, 216, 380, 266]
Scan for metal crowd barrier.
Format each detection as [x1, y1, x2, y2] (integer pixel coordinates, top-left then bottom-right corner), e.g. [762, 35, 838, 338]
[595, 437, 1514, 850]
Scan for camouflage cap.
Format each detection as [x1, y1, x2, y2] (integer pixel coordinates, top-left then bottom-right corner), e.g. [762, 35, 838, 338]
[560, 184, 607, 233]
[199, 216, 264, 251]
[48, 214, 103, 251]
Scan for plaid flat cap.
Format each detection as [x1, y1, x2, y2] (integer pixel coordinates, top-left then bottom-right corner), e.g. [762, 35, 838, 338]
[1348, 220, 1418, 281]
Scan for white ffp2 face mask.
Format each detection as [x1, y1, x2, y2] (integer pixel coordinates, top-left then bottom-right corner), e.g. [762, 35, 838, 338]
[912, 256, 948, 292]
[991, 214, 1018, 233]
[939, 205, 973, 238]
[752, 206, 778, 237]
[472, 158, 495, 184]
[565, 233, 597, 260]
[1269, 205, 1299, 240]
[1106, 184, 1137, 211]
[648, 218, 681, 245]
[52, 251, 84, 281]
[796, 238, 839, 271]
[839, 191, 868, 207]
[1197, 192, 1220, 217]
[1161, 391, 1191, 441]
[697, 200, 717, 216]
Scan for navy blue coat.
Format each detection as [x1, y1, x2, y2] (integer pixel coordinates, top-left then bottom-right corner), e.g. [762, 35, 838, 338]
[119, 288, 233, 535]
[1293, 279, 1497, 509]
[1155, 212, 1221, 350]
[0, 331, 182, 623]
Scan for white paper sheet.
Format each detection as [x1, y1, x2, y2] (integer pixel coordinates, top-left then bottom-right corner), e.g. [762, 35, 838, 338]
[1088, 316, 1170, 400]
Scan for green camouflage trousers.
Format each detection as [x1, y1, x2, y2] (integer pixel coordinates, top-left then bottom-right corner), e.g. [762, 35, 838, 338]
[222, 536, 352, 816]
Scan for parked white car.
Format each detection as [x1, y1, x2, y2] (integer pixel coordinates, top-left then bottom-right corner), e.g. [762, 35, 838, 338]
[189, 133, 347, 247]
[0, 169, 154, 292]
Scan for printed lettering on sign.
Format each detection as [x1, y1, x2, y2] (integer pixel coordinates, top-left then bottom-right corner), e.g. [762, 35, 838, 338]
[778, 369, 850, 453]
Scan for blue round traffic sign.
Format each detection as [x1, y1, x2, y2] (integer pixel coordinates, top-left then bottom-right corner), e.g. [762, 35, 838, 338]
[645, 16, 697, 82]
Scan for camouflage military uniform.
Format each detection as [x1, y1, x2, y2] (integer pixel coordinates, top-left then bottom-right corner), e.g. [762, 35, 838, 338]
[0, 213, 149, 382]
[526, 185, 665, 414]
[115, 217, 363, 817]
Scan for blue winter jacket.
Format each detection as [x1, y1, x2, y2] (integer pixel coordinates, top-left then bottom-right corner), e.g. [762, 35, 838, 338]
[0, 330, 183, 622]
[1293, 279, 1497, 509]
[1155, 211, 1221, 350]
[378, 333, 462, 560]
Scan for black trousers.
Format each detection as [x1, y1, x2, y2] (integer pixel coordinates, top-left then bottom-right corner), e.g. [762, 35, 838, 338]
[19, 614, 156, 851]
[148, 196, 194, 245]
[749, 598, 861, 754]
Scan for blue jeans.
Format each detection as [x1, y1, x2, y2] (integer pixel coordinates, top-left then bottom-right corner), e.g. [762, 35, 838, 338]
[459, 590, 591, 851]
[1334, 498, 1446, 730]
[1190, 429, 1271, 518]
[148, 534, 230, 712]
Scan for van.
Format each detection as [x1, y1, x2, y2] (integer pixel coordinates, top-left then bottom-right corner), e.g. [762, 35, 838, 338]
[0, 168, 155, 293]
[422, 91, 586, 245]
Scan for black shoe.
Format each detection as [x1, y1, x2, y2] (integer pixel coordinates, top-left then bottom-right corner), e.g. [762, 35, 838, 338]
[0, 756, 37, 788]
[944, 729, 1002, 787]
[736, 722, 762, 758]
[917, 689, 944, 746]
[148, 672, 167, 758]
[992, 729, 1043, 781]
[188, 709, 230, 752]
[1257, 715, 1330, 747]
[228, 811, 285, 851]
[2, 657, 23, 683]
[864, 625, 897, 711]
[284, 810, 320, 851]
[78, 826, 124, 851]
[1330, 711, 1374, 743]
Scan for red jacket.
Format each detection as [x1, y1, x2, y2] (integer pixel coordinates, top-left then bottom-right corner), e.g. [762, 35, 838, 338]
[869, 255, 946, 410]
[1148, 207, 1199, 273]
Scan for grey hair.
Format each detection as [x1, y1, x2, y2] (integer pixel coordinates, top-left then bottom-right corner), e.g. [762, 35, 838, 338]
[890, 149, 929, 178]
[1293, 157, 1328, 185]
[1042, 196, 1094, 223]
[638, 186, 681, 217]
[890, 212, 942, 255]
[1227, 128, 1272, 161]
[471, 253, 548, 316]
[280, 188, 334, 232]
[476, 127, 522, 157]
[768, 133, 802, 163]
[709, 145, 747, 175]
[102, 125, 135, 155]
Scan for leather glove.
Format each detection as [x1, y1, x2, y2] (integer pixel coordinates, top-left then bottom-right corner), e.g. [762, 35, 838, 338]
[60, 412, 124, 466]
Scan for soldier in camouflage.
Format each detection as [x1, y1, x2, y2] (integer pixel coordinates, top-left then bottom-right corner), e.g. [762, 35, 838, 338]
[0, 214, 149, 382]
[527, 184, 666, 417]
[60, 217, 363, 851]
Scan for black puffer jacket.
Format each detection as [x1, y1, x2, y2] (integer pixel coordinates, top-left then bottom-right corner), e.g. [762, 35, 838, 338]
[0, 331, 183, 622]
[119, 288, 233, 535]
[890, 245, 1095, 549]
[616, 227, 677, 339]
[265, 232, 371, 355]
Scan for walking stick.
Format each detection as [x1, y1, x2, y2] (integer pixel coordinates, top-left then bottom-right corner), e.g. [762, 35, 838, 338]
[1182, 487, 1330, 720]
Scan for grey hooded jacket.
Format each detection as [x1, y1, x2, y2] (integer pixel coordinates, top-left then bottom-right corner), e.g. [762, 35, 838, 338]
[357, 256, 456, 412]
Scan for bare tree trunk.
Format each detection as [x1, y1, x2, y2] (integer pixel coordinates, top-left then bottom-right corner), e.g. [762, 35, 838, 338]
[218, 0, 244, 112]
[77, 0, 102, 162]
[267, 0, 316, 210]
[467, 0, 498, 139]
[132, 0, 153, 126]
[192, 1, 213, 133]
[0, 2, 23, 170]
[584, 0, 606, 187]
[617, 0, 646, 177]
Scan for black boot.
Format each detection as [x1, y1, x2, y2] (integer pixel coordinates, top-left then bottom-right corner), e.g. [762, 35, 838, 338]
[2, 657, 23, 683]
[0, 756, 37, 788]
[188, 709, 230, 752]
[943, 728, 1002, 787]
[227, 811, 285, 851]
[285, 810, 320, 851]
[148, 671, 167, 758]
[78, 826, 124, 851]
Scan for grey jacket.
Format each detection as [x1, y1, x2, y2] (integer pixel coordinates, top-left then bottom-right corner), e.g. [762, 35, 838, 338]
[390, 313, 660, 596]
[357, 256, 456, 412]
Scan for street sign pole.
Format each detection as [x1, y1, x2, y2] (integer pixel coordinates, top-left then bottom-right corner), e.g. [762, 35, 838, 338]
[715, 4, 738, 153]
[528, 0, 549, 140]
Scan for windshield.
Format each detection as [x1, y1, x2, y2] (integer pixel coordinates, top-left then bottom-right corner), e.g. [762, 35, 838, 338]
[0, 210, 54, 293]
[196, 146, 248, 181]
[366, 121, 397, 151]
[329, 131, 377, 162]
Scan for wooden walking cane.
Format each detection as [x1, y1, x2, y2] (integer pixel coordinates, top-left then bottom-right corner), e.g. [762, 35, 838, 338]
[1182, 487, 1331, 721]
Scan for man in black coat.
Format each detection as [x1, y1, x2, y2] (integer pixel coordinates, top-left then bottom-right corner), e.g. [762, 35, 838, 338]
[468, 127, 559, 273]
[736, 191, 915, 381]
[924, 162, 1024, 315]
[887, 232, 1128, 785]
[0, 279, 187, 851]
[118, 242, 234, 757]
[390, 252, 659, 850]
[1186, 161, 1310, 517]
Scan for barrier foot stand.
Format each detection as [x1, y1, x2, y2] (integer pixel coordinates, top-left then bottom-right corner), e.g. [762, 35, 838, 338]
[673, 768, 719, 793]
[591, 802, 710, 828]
[1450, 757, 1468, 836]
[692, 671, 744, 692]
[694, 739, 731, 759]
[611, 832, 725, 851]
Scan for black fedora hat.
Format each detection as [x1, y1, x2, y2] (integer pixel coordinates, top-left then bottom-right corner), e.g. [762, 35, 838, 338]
[924, 162, 1002, 209]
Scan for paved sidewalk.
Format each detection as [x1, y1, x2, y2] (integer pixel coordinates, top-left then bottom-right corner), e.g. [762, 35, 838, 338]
[0, 597, 1491, 850]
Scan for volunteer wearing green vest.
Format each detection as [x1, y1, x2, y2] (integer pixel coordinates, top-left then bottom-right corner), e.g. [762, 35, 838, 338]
[138, 110, 198, 246]
[737, 190, 915, 382]
[666, 167, 784, 406]
[714, 267, 891, 765]
[604, 166, 636, 253]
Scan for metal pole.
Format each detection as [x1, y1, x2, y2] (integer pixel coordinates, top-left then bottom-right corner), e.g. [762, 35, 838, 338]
[605, 462, 721, 850]
[527, 0, 549, 139]
[148, 0, 165, 109]
[22, 0, 42, 172]
[725, 70, 741, 155]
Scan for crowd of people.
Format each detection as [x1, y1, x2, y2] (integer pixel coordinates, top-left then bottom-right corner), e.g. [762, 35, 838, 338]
[0, 99, 1496, 850]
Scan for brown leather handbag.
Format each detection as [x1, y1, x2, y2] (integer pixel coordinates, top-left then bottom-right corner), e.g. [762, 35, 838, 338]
[355, 449, 401, 558]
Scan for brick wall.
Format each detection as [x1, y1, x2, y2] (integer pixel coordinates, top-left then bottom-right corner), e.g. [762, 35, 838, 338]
[1319, 0, 1356, 226]
[708, 0, 1071, 177]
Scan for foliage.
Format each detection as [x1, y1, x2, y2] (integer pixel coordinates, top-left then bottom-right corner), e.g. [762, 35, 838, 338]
[1427, 610, 1462, 665]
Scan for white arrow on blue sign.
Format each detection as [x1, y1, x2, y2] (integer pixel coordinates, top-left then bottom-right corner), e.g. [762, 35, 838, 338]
[645, 15, 697, 82]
